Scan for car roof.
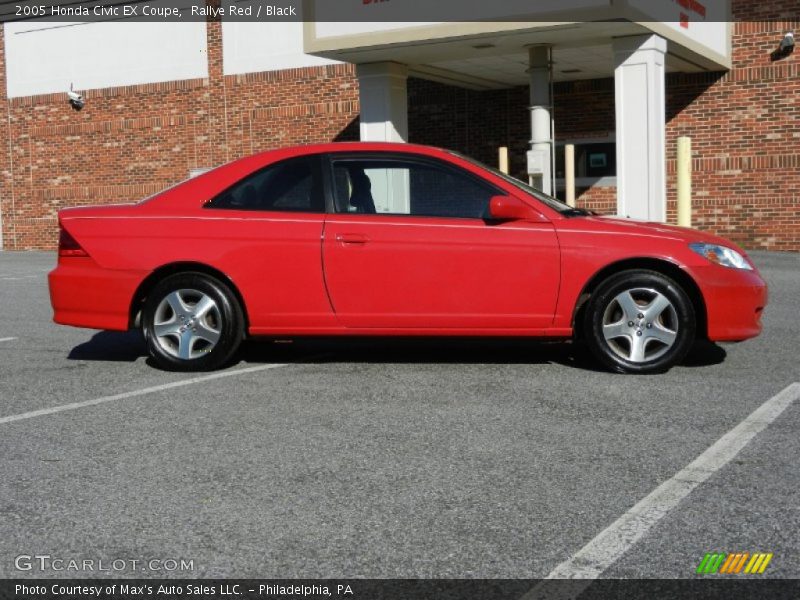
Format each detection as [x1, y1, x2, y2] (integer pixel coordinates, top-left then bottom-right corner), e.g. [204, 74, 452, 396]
[140, 142, 457, 211]
[252, 141, 450, 160]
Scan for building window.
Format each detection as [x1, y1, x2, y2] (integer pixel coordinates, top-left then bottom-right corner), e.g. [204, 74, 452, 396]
[554, 139, 616, 201]
[556, 142, 616, 179]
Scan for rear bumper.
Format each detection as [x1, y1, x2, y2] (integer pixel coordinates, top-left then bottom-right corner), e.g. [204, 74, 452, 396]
[690, 264, 768, 342]
[49, 258, 144, 331]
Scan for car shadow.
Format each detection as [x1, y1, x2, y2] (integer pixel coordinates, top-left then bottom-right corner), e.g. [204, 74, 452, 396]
[67, 330, 147, 362]
[682, 339, 728, 368]
[66, 332, 727, 371]
[239, 337, 728, 371]
[239, 337, 577, 367]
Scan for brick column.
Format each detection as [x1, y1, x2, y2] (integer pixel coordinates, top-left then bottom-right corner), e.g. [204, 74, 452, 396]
[201, 0, 229, 168]
[0, 24, 10, 249]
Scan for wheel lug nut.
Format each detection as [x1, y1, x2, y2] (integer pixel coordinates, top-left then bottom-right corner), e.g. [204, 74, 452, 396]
[638, 313, 644, 319]
[636, 331, 643, 336]
[646, 323, 652, 329]
[628, 321, 634, 327]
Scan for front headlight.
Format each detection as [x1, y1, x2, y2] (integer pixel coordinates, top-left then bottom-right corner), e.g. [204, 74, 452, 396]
[689, 243, 753, 270]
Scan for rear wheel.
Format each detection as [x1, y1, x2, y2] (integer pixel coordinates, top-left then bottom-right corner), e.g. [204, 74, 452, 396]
[583, 270, 695, 374]
[142, 273, 243, 371]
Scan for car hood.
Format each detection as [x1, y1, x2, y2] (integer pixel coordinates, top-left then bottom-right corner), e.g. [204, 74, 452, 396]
[564, 215, 748, 253]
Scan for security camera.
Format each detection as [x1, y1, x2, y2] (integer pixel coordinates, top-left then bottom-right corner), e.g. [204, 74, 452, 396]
[67, 84, 84, 111]
[771, 32, 795, 61]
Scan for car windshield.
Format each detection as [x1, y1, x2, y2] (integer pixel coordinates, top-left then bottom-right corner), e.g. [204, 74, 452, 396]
[448, 151, 590, 216]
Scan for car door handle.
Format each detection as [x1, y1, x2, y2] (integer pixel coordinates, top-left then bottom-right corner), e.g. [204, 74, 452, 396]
[336, 234, 369, 245]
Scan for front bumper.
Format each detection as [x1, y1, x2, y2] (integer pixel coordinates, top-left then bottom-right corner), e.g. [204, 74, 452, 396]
[689, 264, 768, 342]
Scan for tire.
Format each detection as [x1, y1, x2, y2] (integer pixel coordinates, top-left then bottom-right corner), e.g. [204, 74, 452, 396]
[583, 270, 695, 374]
[142, 272, 244, 371]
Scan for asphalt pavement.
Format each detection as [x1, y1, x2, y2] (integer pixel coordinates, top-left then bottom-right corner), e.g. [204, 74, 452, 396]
[0, 251, 797, 579]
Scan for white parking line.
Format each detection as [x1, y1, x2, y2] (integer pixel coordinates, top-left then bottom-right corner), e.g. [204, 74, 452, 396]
[0, 274, 43, 281]
[0, 363, 287, 425]
[523, 382, 800, 594]
[0, 337, 17, 343]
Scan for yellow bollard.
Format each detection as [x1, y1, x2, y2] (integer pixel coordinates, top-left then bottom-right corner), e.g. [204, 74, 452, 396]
[677, 136, 692, 227]
[498, 146, 509, 175]
[565, 144, 576, 207]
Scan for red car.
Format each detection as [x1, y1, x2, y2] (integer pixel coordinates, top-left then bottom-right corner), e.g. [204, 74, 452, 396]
[48, 142, 767, 374]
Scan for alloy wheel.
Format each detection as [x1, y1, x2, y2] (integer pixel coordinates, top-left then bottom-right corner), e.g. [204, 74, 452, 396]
[152, 289, 222, 360]
[601, 287, 679, 363]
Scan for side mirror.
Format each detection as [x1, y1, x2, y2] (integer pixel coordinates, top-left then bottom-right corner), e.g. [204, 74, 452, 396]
[487, 195, 539, 221]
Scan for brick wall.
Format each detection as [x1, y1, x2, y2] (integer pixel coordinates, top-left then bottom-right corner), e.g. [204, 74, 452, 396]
[1, 0, 798, 251]
[411, 5, 800, 251]
[0, 15, 359, 249]
[0, 24, 11, 251]
[407, 77, 618, 213]
[663, 15, 800, 251]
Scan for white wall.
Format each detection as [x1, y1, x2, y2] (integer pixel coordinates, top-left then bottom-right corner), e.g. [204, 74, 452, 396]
[222, 20, 338, 75]
[4, 21, 208, 98]
[312, 0, 609, 38]
[627, 0, 729, 58]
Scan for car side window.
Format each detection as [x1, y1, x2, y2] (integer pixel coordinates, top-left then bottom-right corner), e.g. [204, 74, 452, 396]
[207, 156, 322, 212]
[330, 157, 497, 219]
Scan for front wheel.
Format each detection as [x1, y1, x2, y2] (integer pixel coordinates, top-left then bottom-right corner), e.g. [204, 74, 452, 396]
[583, 270, 695, 374]
[142, 272, 244, 371]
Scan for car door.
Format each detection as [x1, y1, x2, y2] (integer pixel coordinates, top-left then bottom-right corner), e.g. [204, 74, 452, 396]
[321, 152, 560, 330]
[200, 154, 336, 332]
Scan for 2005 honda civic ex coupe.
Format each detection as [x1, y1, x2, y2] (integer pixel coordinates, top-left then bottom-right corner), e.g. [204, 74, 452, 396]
[48, 142, 767, 374]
